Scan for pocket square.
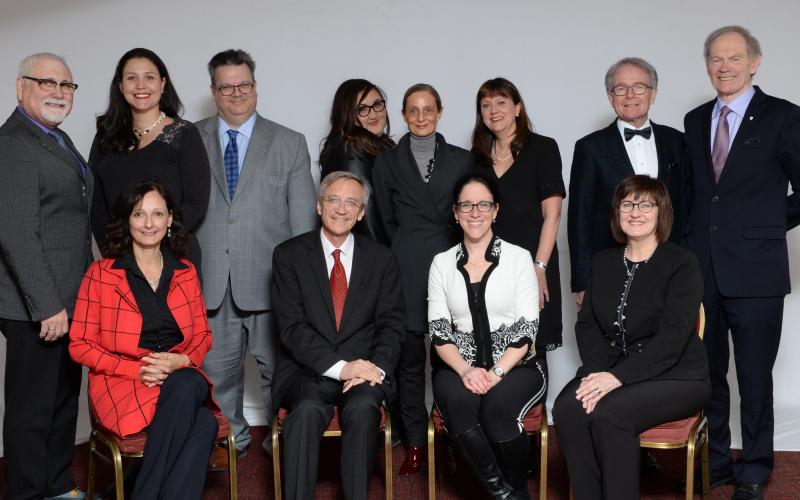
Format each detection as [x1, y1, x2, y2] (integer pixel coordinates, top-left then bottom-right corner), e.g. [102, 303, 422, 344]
[744, 137, 761, 144]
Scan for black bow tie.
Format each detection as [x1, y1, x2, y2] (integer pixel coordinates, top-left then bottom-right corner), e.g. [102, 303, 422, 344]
[624, 126, 652, 141]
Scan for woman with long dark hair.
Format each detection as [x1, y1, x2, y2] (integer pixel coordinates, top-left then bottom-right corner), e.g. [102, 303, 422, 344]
[89, 48, 210, 268]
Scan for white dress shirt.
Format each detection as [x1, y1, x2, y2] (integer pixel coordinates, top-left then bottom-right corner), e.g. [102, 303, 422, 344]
[710, 85, 755, 153]
[617, 118, 658, 179]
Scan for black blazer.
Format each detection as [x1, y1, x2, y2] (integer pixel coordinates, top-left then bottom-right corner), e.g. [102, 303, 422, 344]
[271, 231, 405, 408]
[372, 133, 472, 331]
[684, 86, 800, 297]
[0, 109, 93, 321]
[567, 120, 686, 293]
[575, 242, 707, 385]
[320, 139, 389, 245]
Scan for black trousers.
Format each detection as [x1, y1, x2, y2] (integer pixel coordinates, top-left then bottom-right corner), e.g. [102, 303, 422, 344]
[703, 268, 784, 485]
[281, 376, 385, 500]
[395, 331, 428, 447]
[132, 369, 218, 500]
[432, 364, 546, 442]
[0, 318, 81, 500]
[554, 377, 709, 500]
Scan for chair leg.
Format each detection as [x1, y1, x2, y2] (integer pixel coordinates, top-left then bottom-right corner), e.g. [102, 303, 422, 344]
[684, 439, 696, 500]
[427, 418, 436, 500]
[227, 430, 238, 500]
[108, 441, 125, 500]
[87, 435, 97, 499]
[701, 422, 710, 500]
[539, 421, 548, 500]
[384, 414, 393, 500]
[272, 423, 282, 500]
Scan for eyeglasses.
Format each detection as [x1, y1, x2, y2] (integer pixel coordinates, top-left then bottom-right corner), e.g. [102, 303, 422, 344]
[321, 196, 362, 210]
[619, 201, 657, 213]
[21, 76, 78, 94]
[610, 84, 651, 96]
[455, 201, 496, 213]
[357, 99, 386, 117]
[214, 81, 255, 96]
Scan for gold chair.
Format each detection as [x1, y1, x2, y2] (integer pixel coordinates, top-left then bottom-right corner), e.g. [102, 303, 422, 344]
[271, 406, 393, 500]
[427, 403, 549, 500]
[85, 405, 238, 499]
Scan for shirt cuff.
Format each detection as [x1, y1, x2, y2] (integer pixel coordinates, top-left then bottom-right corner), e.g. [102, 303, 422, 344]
[323, 360, 347, 380]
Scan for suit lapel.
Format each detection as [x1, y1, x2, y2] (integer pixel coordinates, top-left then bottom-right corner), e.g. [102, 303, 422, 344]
[697, 100, 716, 184]
[652, 122, 672, 181]
[234, 116, 270, 203]
[396, 133, 449, 224]
[202, 118, 230, 203]
[603, 122, 635, 177]
[338, 235, 366, 336]
[108, 266, 139, 313]
[14, 111, 87, 183]
[308, 236, 337, 339]
[721, 88, 766, 184]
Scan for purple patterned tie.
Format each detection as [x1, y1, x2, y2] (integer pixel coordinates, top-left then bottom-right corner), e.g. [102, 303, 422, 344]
[712, 106, 732, 182]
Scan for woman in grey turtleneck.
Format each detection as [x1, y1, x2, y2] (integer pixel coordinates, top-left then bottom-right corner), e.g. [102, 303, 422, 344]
[372, 83, 473, 476]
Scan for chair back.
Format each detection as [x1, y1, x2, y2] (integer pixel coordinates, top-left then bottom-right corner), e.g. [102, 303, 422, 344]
[695, 304, 705, 340]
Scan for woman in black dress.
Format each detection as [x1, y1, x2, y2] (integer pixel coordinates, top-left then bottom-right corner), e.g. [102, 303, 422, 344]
[89, 48, 210, 268]
[319, 79, 395, 244]
[471, 77, 565, 372]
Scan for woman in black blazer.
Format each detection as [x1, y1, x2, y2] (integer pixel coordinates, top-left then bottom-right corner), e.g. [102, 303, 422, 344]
[372, 83, 472, 475]
[553, 176, 710, 500]
[319, 79, 395, 244]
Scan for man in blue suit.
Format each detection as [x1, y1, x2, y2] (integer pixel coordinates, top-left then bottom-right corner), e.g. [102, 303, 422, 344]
[684, 25, 800, 500]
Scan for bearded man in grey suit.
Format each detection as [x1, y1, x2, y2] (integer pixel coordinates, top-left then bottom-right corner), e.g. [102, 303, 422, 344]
[0, 53, 92, 500]
[196, 49, 317, 468]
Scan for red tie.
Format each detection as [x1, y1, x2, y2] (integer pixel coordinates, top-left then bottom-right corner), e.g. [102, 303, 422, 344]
[330, 249, 348, 330]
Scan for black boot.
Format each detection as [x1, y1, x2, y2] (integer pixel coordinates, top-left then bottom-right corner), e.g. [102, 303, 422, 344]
[451, 425, 516, 500]
[492, 432, 531, 499]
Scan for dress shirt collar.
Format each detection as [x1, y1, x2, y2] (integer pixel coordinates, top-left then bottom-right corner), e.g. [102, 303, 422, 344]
[714, 85, 755, 120]
[616, 118, 653, 138]
[320, 229, 354, 261]
[17, 105, 55, 133]
[218, 112, 256, 140]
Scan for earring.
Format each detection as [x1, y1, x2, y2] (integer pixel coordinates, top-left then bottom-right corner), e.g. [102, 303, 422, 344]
[492, 219, 496, 223]
[167, 226, 171, 238]
[515, 114, 519, 118]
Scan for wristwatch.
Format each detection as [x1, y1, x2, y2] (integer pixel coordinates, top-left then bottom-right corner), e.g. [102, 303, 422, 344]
[491, 366, 505, 378]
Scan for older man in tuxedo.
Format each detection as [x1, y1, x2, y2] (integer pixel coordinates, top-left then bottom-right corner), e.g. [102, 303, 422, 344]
[195, 48, 317, 467]
[685, 26, 800, 500]
[0, 53, 92, 500]
[568, 57, 687, 308]
[271, 171, 405, 500]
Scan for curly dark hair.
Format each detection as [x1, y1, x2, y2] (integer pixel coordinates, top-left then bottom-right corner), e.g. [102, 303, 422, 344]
[102, 181, 188, 258]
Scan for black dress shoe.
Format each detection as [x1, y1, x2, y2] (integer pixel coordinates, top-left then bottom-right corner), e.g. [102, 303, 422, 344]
[731, 483, 764, 500]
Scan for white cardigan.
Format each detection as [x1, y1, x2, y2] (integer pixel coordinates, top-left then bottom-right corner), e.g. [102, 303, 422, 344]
[427, 237, 539, 367]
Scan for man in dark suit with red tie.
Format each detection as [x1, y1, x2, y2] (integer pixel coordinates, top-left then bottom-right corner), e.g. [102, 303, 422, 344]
[271, 170, 405, 500]
[685, 26, 800, 500]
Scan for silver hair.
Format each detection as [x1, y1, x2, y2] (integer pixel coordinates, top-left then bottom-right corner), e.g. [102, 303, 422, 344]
[704, 25, 762, 61]
[17, 52, 69, 77]
[319, 170, 371, 207]
[604, 57, 659, 92]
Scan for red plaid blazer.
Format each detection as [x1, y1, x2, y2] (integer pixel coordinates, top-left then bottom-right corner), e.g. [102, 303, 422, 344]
[69, 258, 213, 437]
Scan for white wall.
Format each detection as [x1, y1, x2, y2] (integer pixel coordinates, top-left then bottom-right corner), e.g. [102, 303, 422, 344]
[1, 0, 799, 452]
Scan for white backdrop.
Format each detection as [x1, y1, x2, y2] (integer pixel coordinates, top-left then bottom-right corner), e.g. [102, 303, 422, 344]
[1, 0, 799, 454]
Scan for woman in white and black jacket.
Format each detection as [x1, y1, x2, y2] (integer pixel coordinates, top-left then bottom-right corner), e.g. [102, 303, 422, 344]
[428, 172, 545, 500]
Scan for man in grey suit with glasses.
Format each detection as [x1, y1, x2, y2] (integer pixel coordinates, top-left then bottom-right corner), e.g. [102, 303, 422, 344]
[196, 48, 317, 469]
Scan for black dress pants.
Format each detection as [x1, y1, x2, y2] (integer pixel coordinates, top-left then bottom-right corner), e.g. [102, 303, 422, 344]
[396, 331, 428, 447]
[554, 376, 709, 500]
[132, 368, 218, 500]
[0, 318, 81, 500]
[703, 267, 784, 485]
[281, 376, 385, 500]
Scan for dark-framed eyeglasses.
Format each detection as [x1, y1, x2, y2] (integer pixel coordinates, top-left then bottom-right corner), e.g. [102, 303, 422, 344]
[320, 196, 362, 210]
[356, 99, 386, 117]
[214, 81, 255, 96]
[610, 83, 651, 96]
[21, 76, 78, 94]
[619, 201, 656, 213]
[455, 201, 496, 213]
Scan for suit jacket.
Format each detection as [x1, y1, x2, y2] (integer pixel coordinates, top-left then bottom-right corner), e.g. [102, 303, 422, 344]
[372, 133, 472, 331]
[270, 231, 405, 408]
[69, 258, 214, 437]
[567, 120, 686, 293]
[684, 86, 800, 297]
[0, 108, 93, 321]
[575, 242, 707, 384]
[195, 113, 318, 311]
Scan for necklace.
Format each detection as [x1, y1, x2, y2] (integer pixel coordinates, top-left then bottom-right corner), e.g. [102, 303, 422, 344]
[137, 251, 164, 291]
[133, 111, 166, 138]
[623, 243, 658, 264]
[491, 141, 513, 162]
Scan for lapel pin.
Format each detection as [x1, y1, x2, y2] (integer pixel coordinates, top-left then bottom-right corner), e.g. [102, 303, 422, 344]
[749, 116, 754, 120]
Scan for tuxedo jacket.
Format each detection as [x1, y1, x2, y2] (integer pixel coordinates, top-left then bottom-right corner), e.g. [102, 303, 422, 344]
[0, 108, 92, 321]
[684, 86, 800, 297]
[69, 258, 214, 437]
[195, 113, 318, 311]
[270, 231, 405, 408]
[567, 120, 686, 293]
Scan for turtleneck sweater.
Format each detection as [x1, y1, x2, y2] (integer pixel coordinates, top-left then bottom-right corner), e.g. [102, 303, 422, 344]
[410, 132, 436, 182]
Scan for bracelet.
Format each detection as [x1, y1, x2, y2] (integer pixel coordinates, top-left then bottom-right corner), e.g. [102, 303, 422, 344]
[534, 261, 548, 271]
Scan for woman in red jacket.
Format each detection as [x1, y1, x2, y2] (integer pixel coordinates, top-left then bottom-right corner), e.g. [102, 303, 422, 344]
[70, 180, 216, 499]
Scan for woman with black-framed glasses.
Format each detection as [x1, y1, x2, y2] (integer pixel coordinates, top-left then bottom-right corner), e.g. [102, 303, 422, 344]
[89, 48, 210, 269]
[320, 79, 395, 245]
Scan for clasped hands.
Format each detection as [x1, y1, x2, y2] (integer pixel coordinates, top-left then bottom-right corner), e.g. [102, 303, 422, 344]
[460, 366, 501, 395]
[138, 352, 191, 387]
[575, 371, 622, 414]
[341, 359, 384, 393]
